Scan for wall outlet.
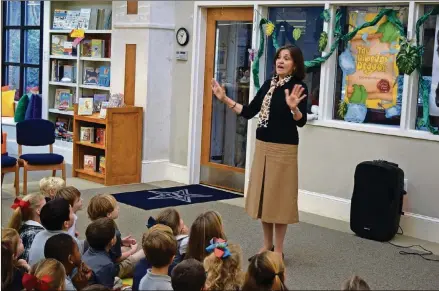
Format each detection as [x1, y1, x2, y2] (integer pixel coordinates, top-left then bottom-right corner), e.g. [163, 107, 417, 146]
[404, 178, 408, 192]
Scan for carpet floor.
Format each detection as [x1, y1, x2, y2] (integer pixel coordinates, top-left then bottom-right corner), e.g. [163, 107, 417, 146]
[2, 184, 439, 290]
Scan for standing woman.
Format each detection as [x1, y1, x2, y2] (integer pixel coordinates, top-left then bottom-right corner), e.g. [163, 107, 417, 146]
[211, 45, 308, 259]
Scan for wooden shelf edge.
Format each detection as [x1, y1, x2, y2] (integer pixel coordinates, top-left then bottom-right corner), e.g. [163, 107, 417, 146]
[74, 114, 107, 125]
[75, 169, 105, 179]
[75, 141, 106, 150]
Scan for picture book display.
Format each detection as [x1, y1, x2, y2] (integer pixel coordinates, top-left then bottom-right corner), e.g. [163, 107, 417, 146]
[78, 97, 94, 115]
[58, 92, 73, 110]
[83, 66, 110, 87]
[55, 116, 73, 142]
[84, 155, 97, 172]
[80, 127, 94, 143]
[99, 156, 106, 175]
[95, 128, 106, 145]
[54, 89, 71, 109]
[99, 101, 109, 119]
[51, 60, 77, 83]
[93, 94, 107, 112]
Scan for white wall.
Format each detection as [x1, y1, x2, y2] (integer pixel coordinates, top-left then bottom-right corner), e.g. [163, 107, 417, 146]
[111, 1, 175, 182]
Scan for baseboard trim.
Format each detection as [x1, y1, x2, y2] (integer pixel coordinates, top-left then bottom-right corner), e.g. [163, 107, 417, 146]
[298, 189, 439, 244]
[141, 160, 189, 184]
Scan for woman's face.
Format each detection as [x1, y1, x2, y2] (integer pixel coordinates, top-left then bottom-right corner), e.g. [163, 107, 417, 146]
[275, 49, 294, 77]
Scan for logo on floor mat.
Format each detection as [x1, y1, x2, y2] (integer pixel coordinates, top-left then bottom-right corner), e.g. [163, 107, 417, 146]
[148, 189, 212, 203]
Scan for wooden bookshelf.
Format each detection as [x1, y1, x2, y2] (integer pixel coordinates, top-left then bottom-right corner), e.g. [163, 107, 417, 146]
[72, 105, 143, 186]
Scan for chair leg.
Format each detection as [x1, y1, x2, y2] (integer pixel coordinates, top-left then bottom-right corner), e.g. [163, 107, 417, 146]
[23, 165, 28, 195]
[14, 165, 19, 197]
[62, 162, 66, 184]
[52, 170, 56, 177]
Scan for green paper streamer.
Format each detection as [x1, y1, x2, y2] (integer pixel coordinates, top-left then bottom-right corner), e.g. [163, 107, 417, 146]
[415, 6, 439, 134]
[252, 19, 268, 91]
[321, 9, 331, 22]
[293, 28, 302, 41]
[318, 31, 328, 52]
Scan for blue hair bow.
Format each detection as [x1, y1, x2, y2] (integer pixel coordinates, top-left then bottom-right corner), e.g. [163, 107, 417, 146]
[146, 216, 157, 229]
[205, 238, 231, 259]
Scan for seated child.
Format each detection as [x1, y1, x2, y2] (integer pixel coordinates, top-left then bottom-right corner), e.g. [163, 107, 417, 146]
[87, 194, 144, 278]
[1, 228, 30, 291]
[139, 224, 176, 291]
[23, 258, 66, 290]
[45, 233, 92, 291]
[204, 239, 243, 290]
[242, 251, 287, 291]
[171, 258, 206, 291]
[28, 198, 80, 266]
[55, 186, 83, 238]
[82, 217, 118, 289]
[39, 177, 65, 201]
[342, 275, 370, 290]
[7, 194, 46, 262]
[185, 210, 226, 262]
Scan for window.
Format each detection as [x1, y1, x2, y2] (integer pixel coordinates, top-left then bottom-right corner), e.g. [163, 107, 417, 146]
[332, 6, 408, 126]
[417, 5, 439, 132]
[265, 6, 325, 113]
[2, 1, 43, 100]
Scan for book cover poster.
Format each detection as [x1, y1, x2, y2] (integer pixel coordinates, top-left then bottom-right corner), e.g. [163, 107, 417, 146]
[78, 97, 94, 115]
[430, 16, 439, 117]
[343, 12, 401, 111]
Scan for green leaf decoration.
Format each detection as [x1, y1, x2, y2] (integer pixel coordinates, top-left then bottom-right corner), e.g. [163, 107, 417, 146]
[377, 21, 400, 43]
[318, 31, 328, 52]
[350, 84, 368, 104]
[293, 28, 302, 41]
[321, 9, 331, 22]
[337, 100, 349, 119]
[396, 37, 421, 75]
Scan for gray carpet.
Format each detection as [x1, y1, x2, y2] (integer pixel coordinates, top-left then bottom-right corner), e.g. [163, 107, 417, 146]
[2, 184, 439, 290]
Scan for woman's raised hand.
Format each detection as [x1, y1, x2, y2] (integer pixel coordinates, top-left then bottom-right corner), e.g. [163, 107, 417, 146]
[285, 84, 307, 110]
[211, 78, 226, 101]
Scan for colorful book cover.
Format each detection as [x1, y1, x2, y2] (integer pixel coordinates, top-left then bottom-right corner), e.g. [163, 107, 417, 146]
[63, 42, 73, 56]
[95, 128, 106, 145]
[98, 66, 110, 87]
[84, 155, 96, 172]
[99, 156, 106, 174]
[99, 101, 109, 119]
[91, 39, 103, 57]
[78, 97, 94, 115]
[51, 35, 68, 55]
[83, 67, 99, 85]
[80, 127, 94, 142]
[53, 10, 68, 30]
[81, 40, 92, 57]
[58, 92, 72, 110]
[62, 65, 75, 83]
[54, 89, 71, 108]
[341, 11, 401, 112]
[93, 94, 107, 112]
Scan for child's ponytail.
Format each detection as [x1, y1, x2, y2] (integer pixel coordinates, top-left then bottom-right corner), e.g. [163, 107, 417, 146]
[7, 194, 45, 231]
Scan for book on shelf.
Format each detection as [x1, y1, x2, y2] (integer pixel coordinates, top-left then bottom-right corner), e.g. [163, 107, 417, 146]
[51, 60, 77, 83]
[98, 67, 110, 87]
[95, 128, 106, 145]
[58, 92, 73, 110]
[99, 156, 106, 174]
[99, 101, 109, 119]
[63, 42, 73, 56]
[51, 35, 68, 55]
[52, 8, 112, 30]
[78, 97, 94, 115]
[83, 67, 99, 85]
[91, 39, 105, 58]
[84, 155, 97, 172]
[93, 94, 107, 112]
[54, 89, 71, 109]
[81, 40, 92, 57]
[80, 127, 94, 143]
[61, 65, 76, 83]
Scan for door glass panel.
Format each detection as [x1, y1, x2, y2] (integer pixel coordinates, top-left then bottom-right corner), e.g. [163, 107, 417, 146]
[210, 21, 252, 168]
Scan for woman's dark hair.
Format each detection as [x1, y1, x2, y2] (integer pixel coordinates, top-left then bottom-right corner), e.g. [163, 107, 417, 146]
[1, 242, 15, 289]
[273, 45, 305, 81]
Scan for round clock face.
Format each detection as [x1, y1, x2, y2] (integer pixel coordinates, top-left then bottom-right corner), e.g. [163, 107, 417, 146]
[177, 28, 189, 46]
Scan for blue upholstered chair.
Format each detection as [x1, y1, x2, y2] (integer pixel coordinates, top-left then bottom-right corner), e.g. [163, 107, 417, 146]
[1, 153, 19, 196]
[16, 119, 66, 194]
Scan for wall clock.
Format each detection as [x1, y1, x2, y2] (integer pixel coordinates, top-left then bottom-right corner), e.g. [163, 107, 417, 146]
[176, 27, 189, 46]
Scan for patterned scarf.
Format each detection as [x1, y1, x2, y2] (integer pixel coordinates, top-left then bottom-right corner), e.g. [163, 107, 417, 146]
[258, 74, 292, 128]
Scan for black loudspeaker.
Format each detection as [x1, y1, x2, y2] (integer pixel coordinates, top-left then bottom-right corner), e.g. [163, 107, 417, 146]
[350, 160, 406, 242]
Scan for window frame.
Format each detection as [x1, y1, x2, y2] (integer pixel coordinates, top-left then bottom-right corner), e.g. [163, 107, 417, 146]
[1, 1, 44, 97]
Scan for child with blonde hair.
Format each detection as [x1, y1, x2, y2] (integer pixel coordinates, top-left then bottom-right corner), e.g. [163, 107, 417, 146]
[342, 275, 370, 290]
[23, 258, 66, 291]
[55, 186, 83, 237]
[39, 177, 65, 200]
[2, 241, 24, 291]
[7, 194, 46, 261]
[242, 251, 287, 291]
[2, 228, 30, 272]
[185, 210, 226, 262]
[204, 239, 244, 291]
[87, 194, 144, 278]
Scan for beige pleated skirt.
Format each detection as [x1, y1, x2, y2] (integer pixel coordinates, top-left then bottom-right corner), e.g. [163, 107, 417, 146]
[245, 140, 299, 224]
